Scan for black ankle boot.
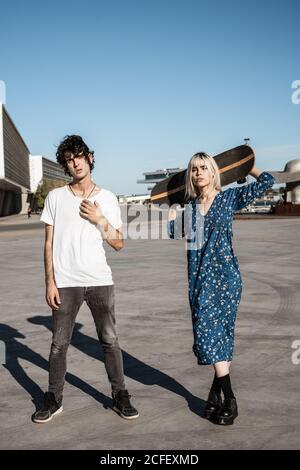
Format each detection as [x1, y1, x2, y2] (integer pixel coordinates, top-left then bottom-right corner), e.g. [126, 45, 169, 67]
[204, 390, 222, 419]
[216, 397, 238, 425]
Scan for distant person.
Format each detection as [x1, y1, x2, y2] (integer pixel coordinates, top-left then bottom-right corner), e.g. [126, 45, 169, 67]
[27, 206, 32, 218]
[33, 135, 139, 423]
[168, 153, 274, 425]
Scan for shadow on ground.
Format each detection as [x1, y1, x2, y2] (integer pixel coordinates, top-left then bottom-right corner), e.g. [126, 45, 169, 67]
[0, 318, 206, 418]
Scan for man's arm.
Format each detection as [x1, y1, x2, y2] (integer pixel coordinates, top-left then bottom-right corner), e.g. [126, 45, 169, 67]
[96, 217, 124, 251]
[44, 224, 55, 285]
[44, 224, 61, 310]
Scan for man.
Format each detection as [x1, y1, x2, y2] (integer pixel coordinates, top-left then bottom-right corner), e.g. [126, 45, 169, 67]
[33, 135, 139, 423]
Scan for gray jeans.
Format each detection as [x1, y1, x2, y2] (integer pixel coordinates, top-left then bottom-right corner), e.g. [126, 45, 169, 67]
[48, 285, 126, 403]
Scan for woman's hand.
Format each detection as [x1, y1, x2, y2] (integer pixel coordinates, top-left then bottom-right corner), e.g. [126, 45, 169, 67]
[168, 208, 177, 222]
[249, 166, 262, 179]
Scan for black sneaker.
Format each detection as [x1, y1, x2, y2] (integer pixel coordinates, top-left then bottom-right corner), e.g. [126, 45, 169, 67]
[112, 390, 139, 420]
[32, 392, 63, 424]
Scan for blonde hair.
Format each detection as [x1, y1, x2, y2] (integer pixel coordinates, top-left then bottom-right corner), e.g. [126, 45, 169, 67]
[185, 152, 221, 200]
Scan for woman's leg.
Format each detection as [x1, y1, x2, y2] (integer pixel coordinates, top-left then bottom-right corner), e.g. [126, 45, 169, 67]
[204, 365, 223, 419]
[213, 361, 235, 398]
[212, 361, 238, 425]
[213, 361, 230, 377]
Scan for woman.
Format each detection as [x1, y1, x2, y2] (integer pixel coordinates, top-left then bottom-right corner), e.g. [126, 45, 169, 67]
[168, 152, 275, 425]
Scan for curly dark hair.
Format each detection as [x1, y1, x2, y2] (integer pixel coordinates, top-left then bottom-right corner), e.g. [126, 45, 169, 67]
[56, 135, 95, 177]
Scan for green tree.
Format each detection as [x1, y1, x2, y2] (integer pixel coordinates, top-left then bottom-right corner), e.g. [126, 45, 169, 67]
[34, 178, 66, 210]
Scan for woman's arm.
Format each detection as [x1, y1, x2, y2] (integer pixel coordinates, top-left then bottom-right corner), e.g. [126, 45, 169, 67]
[96, 217, 124, 251]
[168, 209, 177, 222]
[230, 170, 275, 212]
[249, 166, 263, 179]
[167, 207, 185, 239]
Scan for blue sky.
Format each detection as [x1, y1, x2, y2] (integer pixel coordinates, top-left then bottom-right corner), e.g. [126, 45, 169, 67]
[0, 0, 299, 194]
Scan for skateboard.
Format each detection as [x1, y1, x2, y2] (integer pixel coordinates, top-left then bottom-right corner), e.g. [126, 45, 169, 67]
[150, 145, 255, 206]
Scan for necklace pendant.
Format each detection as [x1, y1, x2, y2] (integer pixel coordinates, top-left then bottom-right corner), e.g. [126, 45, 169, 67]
[69, 182, 96, 199]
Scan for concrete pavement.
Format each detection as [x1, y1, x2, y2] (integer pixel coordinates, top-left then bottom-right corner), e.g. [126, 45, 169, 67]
[0, 215, 299, 449]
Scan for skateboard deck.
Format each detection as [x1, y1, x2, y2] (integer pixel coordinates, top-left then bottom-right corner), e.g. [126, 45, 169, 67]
[151, 145, 255, 206]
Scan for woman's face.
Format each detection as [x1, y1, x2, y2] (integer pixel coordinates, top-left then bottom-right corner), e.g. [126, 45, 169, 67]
[191, 160, 212, 190]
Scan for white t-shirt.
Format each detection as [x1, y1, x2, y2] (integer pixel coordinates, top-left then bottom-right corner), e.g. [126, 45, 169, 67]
[40, 185, 122, 288]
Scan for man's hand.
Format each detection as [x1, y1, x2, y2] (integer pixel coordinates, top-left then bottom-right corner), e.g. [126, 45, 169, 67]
[46, 280, 61, 311]
[79, 199, 106, 225]
[79, 199, 123, 250]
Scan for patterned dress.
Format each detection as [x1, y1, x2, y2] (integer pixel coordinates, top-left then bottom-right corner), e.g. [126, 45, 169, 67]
[168, 172, 275, 365]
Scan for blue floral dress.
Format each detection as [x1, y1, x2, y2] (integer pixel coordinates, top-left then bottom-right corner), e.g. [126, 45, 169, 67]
[168, 172, 275, 365]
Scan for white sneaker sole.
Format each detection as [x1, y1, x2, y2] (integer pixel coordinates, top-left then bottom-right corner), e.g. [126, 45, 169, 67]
[33, 406, 63, 424]
[113, 406, 139, 420]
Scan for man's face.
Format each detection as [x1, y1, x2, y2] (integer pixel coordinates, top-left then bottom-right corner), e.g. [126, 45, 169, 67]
[64, 151, 93, 179]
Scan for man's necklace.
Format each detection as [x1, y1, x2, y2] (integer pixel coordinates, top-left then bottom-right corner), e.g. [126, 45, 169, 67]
[68, 182, 96, 199]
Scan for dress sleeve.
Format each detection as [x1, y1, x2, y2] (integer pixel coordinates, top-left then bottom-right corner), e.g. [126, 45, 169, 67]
[230, 172, 275, 212]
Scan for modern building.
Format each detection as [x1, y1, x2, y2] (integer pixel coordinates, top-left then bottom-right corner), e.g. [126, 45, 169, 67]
[274, 159, 300, 215]
[137, 168, 182, 191]
[0, 102, 71, 217]
[29, 155, 71, 193]
[0, 103, 31, 216]
[118, 194, 150, 205]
